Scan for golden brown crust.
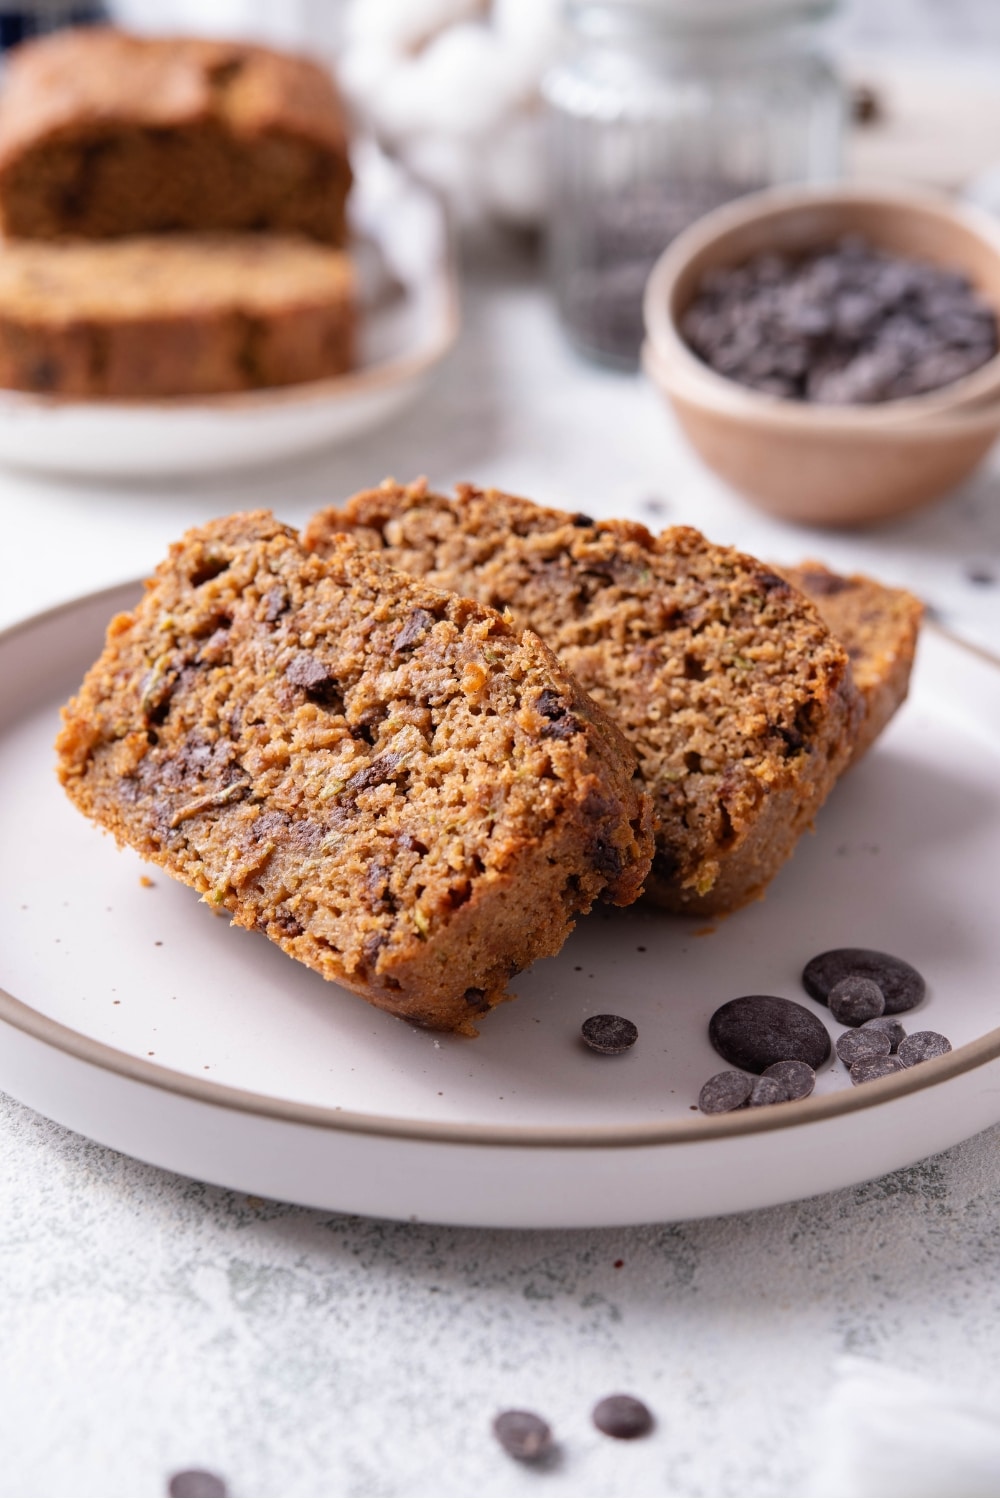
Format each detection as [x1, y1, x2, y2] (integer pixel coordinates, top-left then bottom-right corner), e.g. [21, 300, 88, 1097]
[56, 512, 653, 1032]
[781, 562, 923, 764]
[0, 234, 355, 397]
[0, 29, 352, 243]
[304, 480, 863, 917]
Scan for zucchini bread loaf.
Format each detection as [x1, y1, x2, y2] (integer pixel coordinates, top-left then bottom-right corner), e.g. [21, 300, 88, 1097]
[779, 562, 922, 764]
[0, 29, 352, 243]
[0, 234, 354, 397]
[56, 512, 653, 1032]
[304, 481, 862, 916]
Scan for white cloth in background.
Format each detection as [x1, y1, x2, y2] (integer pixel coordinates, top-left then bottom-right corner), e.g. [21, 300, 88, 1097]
[809, 1357, 1000, 1498]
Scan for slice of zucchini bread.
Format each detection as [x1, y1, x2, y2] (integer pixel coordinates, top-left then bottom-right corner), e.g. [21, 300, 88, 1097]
[56, 512, 653, 1033]
[780, 562, 922, 765]
[0, 30, 352, 244]
[304, 481, 862, 917]
[0, 234, 354, 397]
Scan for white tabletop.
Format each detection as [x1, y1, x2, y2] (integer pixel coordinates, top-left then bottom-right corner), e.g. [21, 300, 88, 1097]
[1, 251, 999, 1498]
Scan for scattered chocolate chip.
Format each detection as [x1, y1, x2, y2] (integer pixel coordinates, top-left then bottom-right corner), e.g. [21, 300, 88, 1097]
[762, 1059, 816, 1100]
[965, 565, 996, 586]
[897, 1031, 952, 1068]
[592, 1394, 655, 1440]
[828, 975, 885, 1027]
[582, 1014, 638, 1054]
[698, 1070, 753, 1114]
[849, 1055, 904, 1086]
[572, 513, 595, 527]
[748, 1076, 785, 1107]
[851, 82, 882, 125]
[709, 995, 832, 1073]
[836, 1028, 892, 1066]
[167, 1472, 227, 1499]
[493, 1410, 553, 1462]
[861, 1016, 907, 1051]
[802, 948, 925, 1015]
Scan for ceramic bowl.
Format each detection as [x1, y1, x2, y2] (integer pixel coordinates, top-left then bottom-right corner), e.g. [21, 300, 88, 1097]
[643, 184, 1000, 526]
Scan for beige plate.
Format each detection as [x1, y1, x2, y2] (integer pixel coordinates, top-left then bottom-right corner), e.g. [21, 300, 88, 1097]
[0, 584, 999, 1227]
[0, 147, 459, 479]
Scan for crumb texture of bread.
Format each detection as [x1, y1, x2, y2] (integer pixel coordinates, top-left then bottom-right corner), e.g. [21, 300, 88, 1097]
[0, 234, 355, 396]
[0, 29, 352, 243]
[304, 481, 862, 917]
[56, 512, 653, 1033]
[780, 562, 923, 764]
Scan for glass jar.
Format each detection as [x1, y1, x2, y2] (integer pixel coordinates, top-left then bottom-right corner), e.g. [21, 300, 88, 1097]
[544, 0, 844, 367]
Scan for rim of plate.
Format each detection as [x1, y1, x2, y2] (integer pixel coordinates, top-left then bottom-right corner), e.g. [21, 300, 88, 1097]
[4, 583, 999, 1151]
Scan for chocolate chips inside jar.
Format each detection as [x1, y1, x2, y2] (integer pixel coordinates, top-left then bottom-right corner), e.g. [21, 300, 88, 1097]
[680, 237, 999, 403]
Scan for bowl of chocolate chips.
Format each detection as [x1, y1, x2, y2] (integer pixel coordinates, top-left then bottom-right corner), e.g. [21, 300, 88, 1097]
[643, 183, 1000, 525]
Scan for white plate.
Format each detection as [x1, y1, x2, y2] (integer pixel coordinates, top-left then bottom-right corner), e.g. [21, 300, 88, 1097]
[0, 148, 459, 478]
[1, 584, 999, 1228]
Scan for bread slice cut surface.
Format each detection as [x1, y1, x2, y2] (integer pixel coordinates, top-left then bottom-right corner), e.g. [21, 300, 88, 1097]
[56, 512, 653, 1032]
[0, 233, 355, 397]
[304, 481, 862, 916]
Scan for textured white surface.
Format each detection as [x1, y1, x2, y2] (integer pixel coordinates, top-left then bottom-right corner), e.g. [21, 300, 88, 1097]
[3, 1097, 1000, 1497]
[0, 246, 999, 1496]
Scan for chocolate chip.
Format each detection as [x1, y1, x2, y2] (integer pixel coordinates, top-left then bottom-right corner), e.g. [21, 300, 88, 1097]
[343, 752, 403, 797]
[851, 82, 882, 124]
[681, 236, 997, 405]
[28, 357, 58, 390]
[861, 1016, 907, 1052]
[493, 1409, 553, 1462]
[897, 1031, 952, 1068]
[748, 1076, 785, 1107]
[802, 949, 925, 1015]
[698, 1070, 752, 1114]
[572, 513, 595, 527]
[836, 1027, 892, 1066]
[393, 608, 435, 652]
[828, 975, 885, 1027]
[762, 1059, 815, 1100]
[535, 689, 582, 741]
[285, 652, 340, 705]
[798, 568, 852, 597]
[399, 831, 428, 855]
[167, 1473, 227, 1499]
[709, 996, 832, 1073]
[849, 1055, 904, 1086]
[592, 1394, 654, 1440]
[464, 987, 490, 1011]
[262, 586, 288, 622]
[582, 1014, 638, 1054]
